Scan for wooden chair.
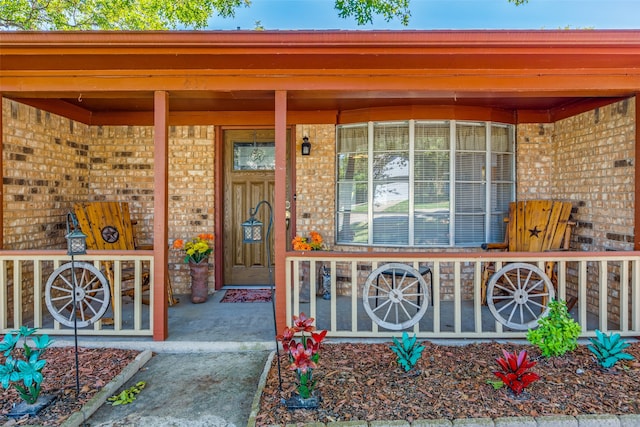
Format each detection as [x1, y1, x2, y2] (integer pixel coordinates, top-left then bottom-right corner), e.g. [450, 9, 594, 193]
[480, 200, 575, 328]
[73, 201, 177, 307]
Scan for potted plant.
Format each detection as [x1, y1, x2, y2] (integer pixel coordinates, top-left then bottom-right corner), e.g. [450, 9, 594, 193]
[173, 233, 214, 303]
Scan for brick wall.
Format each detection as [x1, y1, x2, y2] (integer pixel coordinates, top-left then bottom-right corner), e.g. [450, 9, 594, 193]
[516, 124, 554, 200]
[167, 125, 216, 292]
[518, 98, 636, 251]
[89, 124, 216, 294]
[294, 124, 336, 248]
[2, 99, 92, 318]
[517, 97, 636, 321]
[2, 99, 91, 250]
[1, 99, 217, 300]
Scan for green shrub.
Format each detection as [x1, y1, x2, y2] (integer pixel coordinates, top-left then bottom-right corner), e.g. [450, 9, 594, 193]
[526, 299, 580, 357]
[390, 332, 424, 372]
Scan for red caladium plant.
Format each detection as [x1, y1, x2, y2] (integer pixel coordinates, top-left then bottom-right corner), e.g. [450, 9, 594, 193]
[277, 313, 327, 399]
[493, 349, 540, 395]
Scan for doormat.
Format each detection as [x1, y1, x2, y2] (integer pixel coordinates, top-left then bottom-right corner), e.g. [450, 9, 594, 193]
[220, 289, 272, 303]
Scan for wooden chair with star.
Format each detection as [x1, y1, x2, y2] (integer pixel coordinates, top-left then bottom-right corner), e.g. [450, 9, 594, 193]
[480, 200, 575, 322]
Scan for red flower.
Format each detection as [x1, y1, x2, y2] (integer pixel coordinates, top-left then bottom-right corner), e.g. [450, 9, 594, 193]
[289, 343, 317, 373]
[293, 312, 315, 332]
[311, 329, 327, 344]
[276, 327, 296, 352]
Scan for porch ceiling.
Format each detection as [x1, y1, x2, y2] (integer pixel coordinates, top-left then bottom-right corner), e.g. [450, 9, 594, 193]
[2, 30, 639, 125]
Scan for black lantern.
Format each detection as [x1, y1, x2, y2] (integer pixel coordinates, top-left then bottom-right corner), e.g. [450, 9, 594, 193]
[241, 215, 264, 243]
[301, 136, 311, 156]
[66, 213, 87, 256]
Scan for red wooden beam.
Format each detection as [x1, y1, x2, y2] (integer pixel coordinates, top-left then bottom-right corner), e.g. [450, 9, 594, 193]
[274, 90, 287, 332]
[153, 90, 169, 341]
[635, 94, 640, 251]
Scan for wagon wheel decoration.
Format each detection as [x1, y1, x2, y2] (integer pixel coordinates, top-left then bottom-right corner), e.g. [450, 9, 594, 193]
[486, 262, 555, 330]
[363, 263, 429, 331]
[101, 225, 120, 244]
[45, 262, 111, 328]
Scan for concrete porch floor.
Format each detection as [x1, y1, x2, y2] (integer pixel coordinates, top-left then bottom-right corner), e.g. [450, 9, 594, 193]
[58, 287, 598, 349]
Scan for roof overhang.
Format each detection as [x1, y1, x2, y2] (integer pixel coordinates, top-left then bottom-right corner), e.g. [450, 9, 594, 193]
[1, 30, 639, 125]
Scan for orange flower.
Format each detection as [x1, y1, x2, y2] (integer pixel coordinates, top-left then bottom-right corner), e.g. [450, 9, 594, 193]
[172, 239, 184, 249]
[309, 231, 323, 245]
[292, 232, 325, 251]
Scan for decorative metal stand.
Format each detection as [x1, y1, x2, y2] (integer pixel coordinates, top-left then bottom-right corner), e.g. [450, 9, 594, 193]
[44, 212, 110, 398]
[241, 200, 283, 390]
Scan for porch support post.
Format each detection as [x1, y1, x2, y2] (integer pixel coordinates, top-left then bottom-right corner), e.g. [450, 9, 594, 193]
[274, 90, 287, 332]
[636, 94, 640, 250]
[153, 90, 169, 341]
[0, 93, 3, 249]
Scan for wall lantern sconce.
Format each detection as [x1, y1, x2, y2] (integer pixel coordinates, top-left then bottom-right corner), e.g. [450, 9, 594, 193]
[301, 136, 311, 156]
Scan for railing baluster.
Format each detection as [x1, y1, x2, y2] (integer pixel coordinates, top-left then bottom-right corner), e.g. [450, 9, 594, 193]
[432, 261, 440, 333]
[0, 260, 7, 330]
[350, 260, 357, 333]
[33, 260, 42, 328]
[473, 261, 482, 334]
[557, 260, 567, 302]
[620, 259, 629, 332]
[13, 260, 22, 328]
[579, 260, 588, 334]
[599, 260, 608, 332]
[454, 260, 461, 334]
[633, 259, 640, 331]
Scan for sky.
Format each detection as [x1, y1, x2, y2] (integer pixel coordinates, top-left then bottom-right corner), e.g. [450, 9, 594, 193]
[207, 0, 640, 31]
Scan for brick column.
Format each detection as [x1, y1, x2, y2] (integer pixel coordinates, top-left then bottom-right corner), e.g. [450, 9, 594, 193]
[0, 93, 3, 249]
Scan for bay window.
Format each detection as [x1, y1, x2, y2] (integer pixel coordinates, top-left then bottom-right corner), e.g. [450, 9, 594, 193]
[336, 120, 515, 247]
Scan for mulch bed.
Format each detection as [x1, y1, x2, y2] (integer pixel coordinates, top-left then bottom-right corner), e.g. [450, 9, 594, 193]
[1, 347, 140, 426]
[255, 341, 640, 425]
[220, 289, 272, 303]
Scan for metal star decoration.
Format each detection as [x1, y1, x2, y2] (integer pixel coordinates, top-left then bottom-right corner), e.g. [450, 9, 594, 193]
[529, 226, 541, 238]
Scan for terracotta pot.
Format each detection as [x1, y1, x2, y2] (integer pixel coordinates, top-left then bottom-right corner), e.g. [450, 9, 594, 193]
[188, 259, 209, 303]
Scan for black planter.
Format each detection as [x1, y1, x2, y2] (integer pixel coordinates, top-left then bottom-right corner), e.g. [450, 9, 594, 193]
[6, 394, 56, 418]
[283, 391, 320, 410]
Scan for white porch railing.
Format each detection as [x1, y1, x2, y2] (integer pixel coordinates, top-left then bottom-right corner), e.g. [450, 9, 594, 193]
[286, 251, 640, 339]
[0, 250, 154, 336]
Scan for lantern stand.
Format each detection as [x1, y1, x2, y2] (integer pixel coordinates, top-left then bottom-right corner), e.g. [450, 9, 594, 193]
[241, 200, 282, 390]
[65, 212, 87, 398]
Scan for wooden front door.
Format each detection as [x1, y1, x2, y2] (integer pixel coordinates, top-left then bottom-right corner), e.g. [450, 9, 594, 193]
[223, 129, 277, 286]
